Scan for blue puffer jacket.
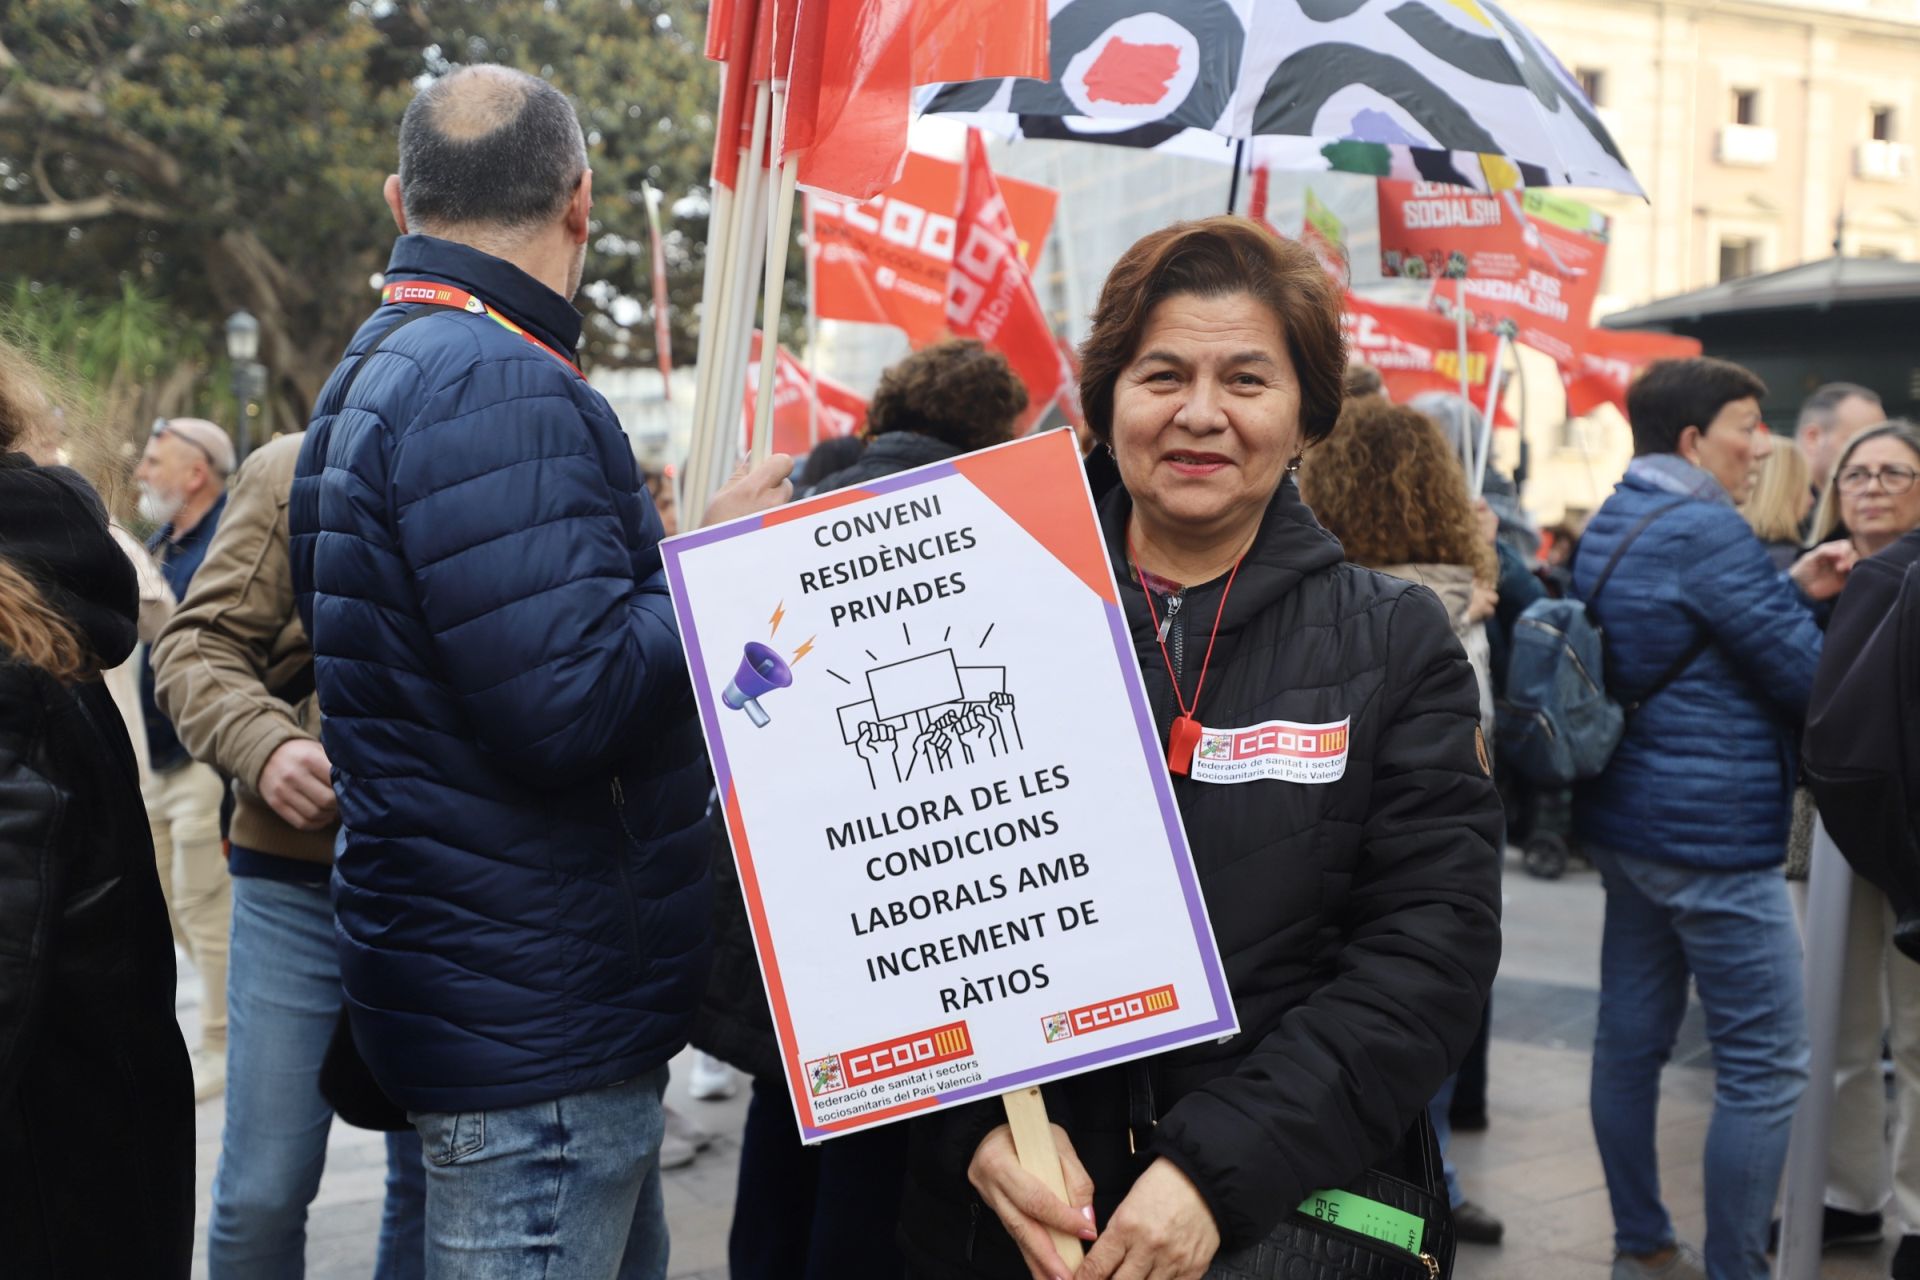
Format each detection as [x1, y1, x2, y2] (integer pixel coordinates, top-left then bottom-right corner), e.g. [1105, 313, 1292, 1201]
[1572, 466, 1824, 871]
[289, 235, 709, 1115]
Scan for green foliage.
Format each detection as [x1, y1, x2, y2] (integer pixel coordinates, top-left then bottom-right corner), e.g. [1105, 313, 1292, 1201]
[0, 0, 798, 418]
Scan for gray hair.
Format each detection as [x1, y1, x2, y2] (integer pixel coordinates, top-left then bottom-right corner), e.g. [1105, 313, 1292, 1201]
[397, 66, 588, 235]
[1407, 392, 1482, 460]
[1796, 382, 1882, 433]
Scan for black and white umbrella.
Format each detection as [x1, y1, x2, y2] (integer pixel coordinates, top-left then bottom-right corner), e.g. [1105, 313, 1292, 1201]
[923, 0, 1642, 196]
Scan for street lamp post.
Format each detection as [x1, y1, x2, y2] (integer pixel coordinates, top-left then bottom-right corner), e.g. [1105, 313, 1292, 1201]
[225, 308, 266, 463]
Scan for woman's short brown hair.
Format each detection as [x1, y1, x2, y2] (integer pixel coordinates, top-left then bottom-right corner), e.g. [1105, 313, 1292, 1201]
[1299, 397, 1496, 581]
[1077, 216, 1347, 449]
[867, 338, 1028, 453]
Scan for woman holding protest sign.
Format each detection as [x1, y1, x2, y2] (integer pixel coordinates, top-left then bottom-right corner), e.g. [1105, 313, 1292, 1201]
[897, 217, 1503, 1280]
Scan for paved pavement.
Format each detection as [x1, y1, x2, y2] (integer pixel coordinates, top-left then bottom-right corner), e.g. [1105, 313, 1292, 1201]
[175, 855, 1897, 1278]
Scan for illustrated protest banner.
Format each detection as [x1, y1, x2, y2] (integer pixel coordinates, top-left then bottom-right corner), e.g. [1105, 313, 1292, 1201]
[1377, 181, 1610, 368]
[812, 151, 1059, 347]
[1562, 328, 1704, 418]
[662, 430, 1237, 1141]
[1376, 179, 1523, 284]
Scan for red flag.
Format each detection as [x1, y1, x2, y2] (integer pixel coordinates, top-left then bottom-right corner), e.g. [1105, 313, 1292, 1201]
[1344, 293, 1502, 413]
[1562, 329, 1703, 418]
[783, 0, 1048, 201]
[742, 331, 869, 456]
[946, 130, 1076, 430]
[708, 0, 765, 189]
[910, 0, 1049, 84]
[642, 185, 673, 399]
[811, 151, 1058, 345]
[782, 0, 915, 200]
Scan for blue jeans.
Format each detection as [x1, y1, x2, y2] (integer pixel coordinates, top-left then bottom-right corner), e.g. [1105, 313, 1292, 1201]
[208, 875, 426, 1279]
[1588, 847, 1809, 1280]
[1427, 1074, 1464, 1209]
[412, 1067, 671, 1280]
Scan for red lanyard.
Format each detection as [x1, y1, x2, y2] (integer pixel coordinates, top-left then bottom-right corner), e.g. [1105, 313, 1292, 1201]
[381, 280, 584, 378]
[1129, 531, 1244, 776]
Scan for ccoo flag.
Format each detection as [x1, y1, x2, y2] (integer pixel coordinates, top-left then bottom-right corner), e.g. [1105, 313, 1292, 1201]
[946, 130, 1078, 431]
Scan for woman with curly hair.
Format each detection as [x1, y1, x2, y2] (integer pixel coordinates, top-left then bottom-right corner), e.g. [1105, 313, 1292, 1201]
[801, 338, 1029, 495]
[1299, 397, 1498, 733]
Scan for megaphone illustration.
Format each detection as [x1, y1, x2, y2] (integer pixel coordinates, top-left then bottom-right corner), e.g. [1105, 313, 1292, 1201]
[721, 641, 793, 728]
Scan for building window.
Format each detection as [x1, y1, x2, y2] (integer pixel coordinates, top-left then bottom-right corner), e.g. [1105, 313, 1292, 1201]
[1732, 88, 1759, 126]
[1873, 105, 1897, 142]
[1576, 67, 1606, 106]
[1720, 236, 1759, 281]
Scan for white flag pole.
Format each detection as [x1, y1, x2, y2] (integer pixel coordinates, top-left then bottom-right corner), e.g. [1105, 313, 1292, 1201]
[805, 193, 821, 452]
[688, 81, 770, 525]
[752, 79, 799, 466]
[1474, 334, 1507, 500]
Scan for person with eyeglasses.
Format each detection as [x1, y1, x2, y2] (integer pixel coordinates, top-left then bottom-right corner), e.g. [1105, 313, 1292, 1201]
[1792, 420, 1920, 1273]
[135, 415, 237, 1103]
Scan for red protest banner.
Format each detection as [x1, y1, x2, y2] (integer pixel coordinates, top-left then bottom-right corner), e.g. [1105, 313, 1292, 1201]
[1381, 182, 1610, 369]
[947, 131, 1077, 431]
[1344, 293, 1503, 415]
[1468, 191, 1610, 368]
[1377, 179, 1525, 284]
[812, 152, 1058, 347]
[742, 331, 869, 457]
[1562, 329, 1704, 418]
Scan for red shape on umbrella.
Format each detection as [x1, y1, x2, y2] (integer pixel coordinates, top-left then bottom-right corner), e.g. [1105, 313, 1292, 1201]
[1082, 37, 1181, 106]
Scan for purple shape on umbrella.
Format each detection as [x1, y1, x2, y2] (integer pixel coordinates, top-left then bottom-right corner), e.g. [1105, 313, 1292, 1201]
[1342, 108, 1429, 147]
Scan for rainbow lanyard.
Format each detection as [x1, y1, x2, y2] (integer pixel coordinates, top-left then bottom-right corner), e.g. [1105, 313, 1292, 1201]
[380, 279, 583, 378]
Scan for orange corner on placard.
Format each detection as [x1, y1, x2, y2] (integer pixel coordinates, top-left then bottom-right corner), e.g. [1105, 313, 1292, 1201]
[953, 434, 1116, 605]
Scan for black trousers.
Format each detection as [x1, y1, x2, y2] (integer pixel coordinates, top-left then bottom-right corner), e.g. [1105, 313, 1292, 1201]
[730, 1074, 911, 1280]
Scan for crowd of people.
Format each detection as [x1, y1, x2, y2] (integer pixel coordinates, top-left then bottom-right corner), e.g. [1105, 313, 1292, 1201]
[3, 61, 1920, 1280]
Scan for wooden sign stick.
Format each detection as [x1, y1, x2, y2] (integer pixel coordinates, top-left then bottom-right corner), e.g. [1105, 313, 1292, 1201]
[1003, 1086, 1086, 1269]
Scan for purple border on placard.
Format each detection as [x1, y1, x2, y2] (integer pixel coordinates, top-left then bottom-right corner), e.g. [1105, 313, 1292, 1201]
[662, 438, 1237, 1143]
[1102, 598, 1237, 1022]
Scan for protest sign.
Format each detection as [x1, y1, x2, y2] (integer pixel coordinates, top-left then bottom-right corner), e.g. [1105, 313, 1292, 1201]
[1379, 181, 1610, 368]
[662, 430, 1237, 1141]
[812, 151, 1059, 347]
[1377, 179, 1524, 284]
[1344, 292, 1501, 412]
[1475, 191, 1610, 367]
[1562, 328, 1703, 417]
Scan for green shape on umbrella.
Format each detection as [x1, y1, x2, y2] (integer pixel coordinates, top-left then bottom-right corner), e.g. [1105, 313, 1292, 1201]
[1319, 140, 1393, 176]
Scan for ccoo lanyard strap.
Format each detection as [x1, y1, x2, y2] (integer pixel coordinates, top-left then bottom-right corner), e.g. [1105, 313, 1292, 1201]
[1129, 531, 1244, 775]
[381, 280, 584, 378]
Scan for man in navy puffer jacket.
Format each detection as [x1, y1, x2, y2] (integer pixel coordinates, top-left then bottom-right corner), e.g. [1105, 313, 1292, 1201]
[1573, 357, 1854, 1280]
[289, 67, 789, 1276]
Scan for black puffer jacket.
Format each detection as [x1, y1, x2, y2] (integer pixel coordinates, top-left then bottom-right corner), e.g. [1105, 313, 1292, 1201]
[0, 455, 195, 1277]
[899, 478, 1503, 1274]
[803, 429, 961, 496]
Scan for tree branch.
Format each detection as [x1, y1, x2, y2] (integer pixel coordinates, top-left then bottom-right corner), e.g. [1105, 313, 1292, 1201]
[0, 194, 173, 225]
[0, 68, 183, 190]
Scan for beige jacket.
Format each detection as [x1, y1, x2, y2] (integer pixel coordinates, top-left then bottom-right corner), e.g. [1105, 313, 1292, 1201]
[152, 433, 334, 865]
[1377, 561, 1495, 736]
